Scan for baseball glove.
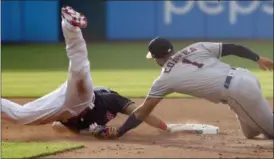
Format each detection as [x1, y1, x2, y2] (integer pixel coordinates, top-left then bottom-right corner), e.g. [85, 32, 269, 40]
[89, 123, 119, 139]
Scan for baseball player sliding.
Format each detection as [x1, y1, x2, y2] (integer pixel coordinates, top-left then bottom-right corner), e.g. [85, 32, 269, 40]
[1, 7, 174, 137]
[52, 86, 173, 137]
[2, 6, 94, 125]
[96, 38, 273, 139]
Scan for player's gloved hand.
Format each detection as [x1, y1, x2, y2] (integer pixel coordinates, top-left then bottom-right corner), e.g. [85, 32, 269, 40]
[257, 57, 273, 71]
[89, 123, 119, 139]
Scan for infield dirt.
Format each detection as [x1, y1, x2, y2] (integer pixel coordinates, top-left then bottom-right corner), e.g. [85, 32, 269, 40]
[2, 98, 273, 158]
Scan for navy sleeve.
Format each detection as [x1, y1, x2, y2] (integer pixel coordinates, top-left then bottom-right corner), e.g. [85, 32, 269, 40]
[104, 92, 134, 113]
[94, 89, 134, 114]
[222, 43, 260, 62]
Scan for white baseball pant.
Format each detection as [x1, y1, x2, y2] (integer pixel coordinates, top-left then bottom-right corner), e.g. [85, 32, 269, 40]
[1, 20, 95, 125]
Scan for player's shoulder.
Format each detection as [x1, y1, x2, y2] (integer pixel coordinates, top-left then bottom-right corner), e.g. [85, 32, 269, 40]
[194, 42, 224, 48]
[153, 73, 167, 84]
[187, 42, 209, 48]
[175, 42, 203, 56]
[150, 75, 169, 91]
[176, 42, 203, 53]
[188, 42, 221, 47]
[180, 42, 223, 53]
[94, 86, 111, 93]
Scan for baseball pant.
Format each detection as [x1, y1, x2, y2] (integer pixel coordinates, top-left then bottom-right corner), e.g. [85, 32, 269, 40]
[1, 20, 95, 125]
[225, 68, 273, 139]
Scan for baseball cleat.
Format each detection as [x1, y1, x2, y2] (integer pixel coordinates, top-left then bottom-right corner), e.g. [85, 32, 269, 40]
[61, 6, 87, 28]
[52, 121, 67, 133]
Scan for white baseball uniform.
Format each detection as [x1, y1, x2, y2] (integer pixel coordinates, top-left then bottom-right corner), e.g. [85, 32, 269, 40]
[148, 42, 273, 139]
[1, 20, 95, 125]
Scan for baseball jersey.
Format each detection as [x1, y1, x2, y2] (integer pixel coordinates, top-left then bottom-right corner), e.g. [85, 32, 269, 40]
[61, 88, 134, 131]
[148, 42, 232, 103]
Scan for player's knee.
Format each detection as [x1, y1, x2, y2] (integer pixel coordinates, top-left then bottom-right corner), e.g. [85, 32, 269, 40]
[241, 127, 261, 139]
[243, 131, 259, 139]
[77, 79, 86, 94]
[240, 124, 260, 139]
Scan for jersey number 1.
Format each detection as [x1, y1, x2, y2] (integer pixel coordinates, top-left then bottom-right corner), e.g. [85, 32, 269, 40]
[182, 58, 204, 68]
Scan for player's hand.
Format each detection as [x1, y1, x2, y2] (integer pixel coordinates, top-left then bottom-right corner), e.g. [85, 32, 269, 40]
[89, 123, 119, 139]
[257, 57, 273, 71]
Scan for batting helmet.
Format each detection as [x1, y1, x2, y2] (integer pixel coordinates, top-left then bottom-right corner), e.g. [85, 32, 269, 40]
[146, 37, 174, 59]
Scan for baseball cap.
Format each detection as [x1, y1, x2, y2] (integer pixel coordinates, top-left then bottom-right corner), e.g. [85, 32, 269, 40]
[146, 37, 174, 59]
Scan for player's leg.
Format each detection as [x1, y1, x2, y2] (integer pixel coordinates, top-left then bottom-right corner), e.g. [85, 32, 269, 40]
[61, 6, 94, 112]
[227, 74, 273, 139]
[252, 96, 273, 139]
[241, 74, 273, 139]
[1, 7, 94, 125]
[237, 115, 260, 139]
[1, 98, 58, 125]
[1, 98, 23, 121]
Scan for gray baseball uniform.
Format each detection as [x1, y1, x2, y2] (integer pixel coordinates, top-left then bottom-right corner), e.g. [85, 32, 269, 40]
[148, 42, 273, 139]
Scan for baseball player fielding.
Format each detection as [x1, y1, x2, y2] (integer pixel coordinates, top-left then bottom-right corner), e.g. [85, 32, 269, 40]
[112, 36, 273, 140]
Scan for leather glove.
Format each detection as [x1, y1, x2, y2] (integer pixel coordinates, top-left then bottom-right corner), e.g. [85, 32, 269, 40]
[89, 123, 119, 139]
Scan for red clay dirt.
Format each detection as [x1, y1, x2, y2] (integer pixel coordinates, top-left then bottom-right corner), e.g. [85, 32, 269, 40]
[2, 98, 273, 158]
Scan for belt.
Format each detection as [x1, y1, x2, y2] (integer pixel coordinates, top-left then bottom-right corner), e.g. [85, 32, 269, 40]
[62, 107, 91, 124]
[74, 94, 95, 119]
[61, 94, 95, 123]
[224, 68, 235, 89]
[78, 107, 91, 118]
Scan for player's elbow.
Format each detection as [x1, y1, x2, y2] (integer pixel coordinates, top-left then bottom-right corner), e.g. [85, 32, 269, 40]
[134, 107, 149, 121]
[134, 97, 160, 120]
[135, 112, 146, 120]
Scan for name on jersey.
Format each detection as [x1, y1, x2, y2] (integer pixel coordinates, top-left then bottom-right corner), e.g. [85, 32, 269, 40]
[164, 47, 203, 73]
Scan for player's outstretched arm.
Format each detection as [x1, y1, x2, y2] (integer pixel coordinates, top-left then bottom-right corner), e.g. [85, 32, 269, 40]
[90, 79, 169, 139]
[221, 44, 273, 71]
[75, 100, 163, 139]
[117, 97, 162, 137]
[122, 103, 168, 131]
[76, 98, 162, 139]
[117, 77, 170, 137]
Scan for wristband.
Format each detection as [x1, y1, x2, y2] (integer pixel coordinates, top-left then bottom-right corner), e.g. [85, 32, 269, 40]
[118, 113, 143, 137]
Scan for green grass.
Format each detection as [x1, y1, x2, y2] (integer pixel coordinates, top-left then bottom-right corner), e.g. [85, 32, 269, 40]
[2, 69, 273, 98]
[1, 41, 273, 98]
[2, 41, 273, 71]
[1, 142, 84, 158]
